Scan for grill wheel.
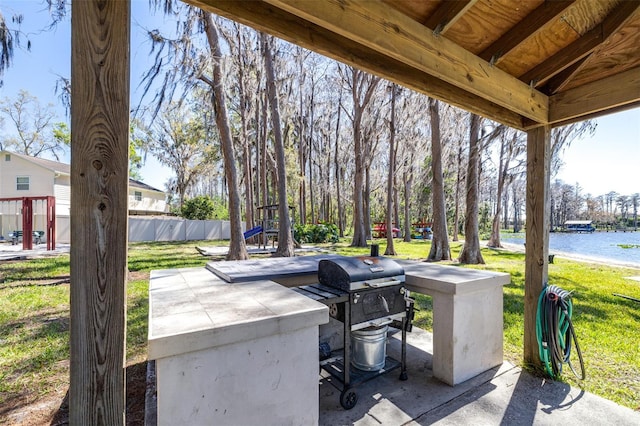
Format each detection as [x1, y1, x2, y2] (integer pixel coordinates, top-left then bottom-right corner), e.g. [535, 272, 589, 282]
[340, 388, 358, 410]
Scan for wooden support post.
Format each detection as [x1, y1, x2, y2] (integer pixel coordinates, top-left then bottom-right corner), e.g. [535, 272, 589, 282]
[524, 125, 551, 369]
[22, 197, 33, 250]
[47, 196, 56, 251]
[70, 1, 130, 424]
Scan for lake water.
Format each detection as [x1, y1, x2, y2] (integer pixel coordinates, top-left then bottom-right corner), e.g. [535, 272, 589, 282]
[502, 231, 640, 267]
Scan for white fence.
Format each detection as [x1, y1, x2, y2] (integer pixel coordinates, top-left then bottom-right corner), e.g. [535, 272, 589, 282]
[49, 216, 236, 243]
[129, 217, 234, 242]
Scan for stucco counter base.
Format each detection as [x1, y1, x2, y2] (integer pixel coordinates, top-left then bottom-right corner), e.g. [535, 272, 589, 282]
[148, 267, 329, 426]
[399, 261, 511, 385]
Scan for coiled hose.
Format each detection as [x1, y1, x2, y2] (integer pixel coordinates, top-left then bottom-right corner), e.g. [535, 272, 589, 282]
[536, 284, 586, 380]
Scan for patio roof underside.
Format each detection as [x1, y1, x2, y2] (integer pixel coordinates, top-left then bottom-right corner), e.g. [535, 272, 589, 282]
[187, 0, 640, 131]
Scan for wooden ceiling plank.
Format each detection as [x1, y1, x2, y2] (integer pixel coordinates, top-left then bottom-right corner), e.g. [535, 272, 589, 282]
[186, 0, 526, 129]
[479, 1, 575, 64]
[520, 31, 600, 87]
[423, 0, 479, 35]
[262, 0, 548, 124]
[520, 1, 640, 86]
[549, 66, 640, 124]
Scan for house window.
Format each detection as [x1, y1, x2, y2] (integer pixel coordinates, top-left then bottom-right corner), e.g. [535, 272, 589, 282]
[16, 176, 29, 191]
[5, 154, 10, 161]
[134, 191, 142, 201]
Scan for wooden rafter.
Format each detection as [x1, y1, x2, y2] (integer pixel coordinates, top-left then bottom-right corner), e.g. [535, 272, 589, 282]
[549, 66, 640, 125]
[260, 0, 548, 123]
[519, 1, 640, 87]
[478, 1, 575, 65]
[542, 56, 588, 95]
[423, 0, 478, 35]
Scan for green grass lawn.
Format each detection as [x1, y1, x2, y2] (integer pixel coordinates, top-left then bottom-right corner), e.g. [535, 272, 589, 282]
[0, 238, 638, 414]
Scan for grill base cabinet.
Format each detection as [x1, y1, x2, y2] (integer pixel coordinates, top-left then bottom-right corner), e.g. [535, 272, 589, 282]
[148, 269, 329, 426]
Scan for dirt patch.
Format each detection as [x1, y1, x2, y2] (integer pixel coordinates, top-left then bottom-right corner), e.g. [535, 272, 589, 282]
[129, 271, 150, 281]
[2, 362, 148, 426]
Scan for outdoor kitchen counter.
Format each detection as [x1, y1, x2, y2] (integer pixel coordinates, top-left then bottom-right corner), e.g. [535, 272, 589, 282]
[148, 267, 329, 426]
[399, 260, 511, 386]
[208, 256, 511, 387]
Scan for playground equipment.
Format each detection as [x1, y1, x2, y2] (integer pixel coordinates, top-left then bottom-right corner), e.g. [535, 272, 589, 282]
[371, 222, 401, 239]
[255, 204, 296, 249]
[243, 225, 263, 240]
[411, 221, 433, 240]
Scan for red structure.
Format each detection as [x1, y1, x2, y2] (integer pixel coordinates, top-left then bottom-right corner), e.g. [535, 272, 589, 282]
[0, 196, 56, 250]
[372, 222, 400, 239]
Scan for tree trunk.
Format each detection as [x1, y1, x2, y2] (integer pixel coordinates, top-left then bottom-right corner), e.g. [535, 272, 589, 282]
[351, 103, 366, 246]
[203, 14, 248, 261]
[393, 143, 401, 237]
[350, 69, 379, 247]
[262, 34, 294, 257]
[458, 113, 485, 264]
[364, 167, 372, 240]
[487, 137, 507, 248]
[297, 53, 307, 224]
[403, 164, 413, 242]
[309, 89, 316, 224]
[255, 97, 261, 211]
[334, 91, 344, 237]
[324, 131, 332, 223]
[452, 141, 464, 241]
[233, 26, 255, 238]
[385, 85, 397, 255]
[261, 97, 268, 207]
[513, 184, 521, 233]
[427, 98, 451, 261]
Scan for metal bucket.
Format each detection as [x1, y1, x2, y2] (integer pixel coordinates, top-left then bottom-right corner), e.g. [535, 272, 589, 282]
[350, 325, 388, 371]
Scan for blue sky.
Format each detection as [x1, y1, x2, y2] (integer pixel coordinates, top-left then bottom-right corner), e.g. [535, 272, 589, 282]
[1, 0, 638, 196]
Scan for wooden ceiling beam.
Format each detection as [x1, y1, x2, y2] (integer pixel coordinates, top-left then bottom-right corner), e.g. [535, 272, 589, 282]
[550, 101, 640, 129]
[186, 0, 527, 129]
[479, 1, 575, 64]
[541, 57, 588, 95]
[549, 66, 640, 125]
[520, 1, 640, 87]
[423, 0, 478, 35]
[261, 0, 548, 124]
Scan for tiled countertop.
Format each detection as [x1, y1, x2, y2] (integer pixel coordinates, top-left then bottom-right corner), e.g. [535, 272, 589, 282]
[147, 267, 329, 360]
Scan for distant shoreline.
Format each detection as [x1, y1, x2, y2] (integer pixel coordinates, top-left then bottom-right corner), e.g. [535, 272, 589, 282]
[496, 241, 640, 270]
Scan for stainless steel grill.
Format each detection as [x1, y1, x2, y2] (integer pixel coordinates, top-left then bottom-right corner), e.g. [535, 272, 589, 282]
[294, 251, 415, 410]
[319, 256, 408, 331]
[318, 256, 405, 291]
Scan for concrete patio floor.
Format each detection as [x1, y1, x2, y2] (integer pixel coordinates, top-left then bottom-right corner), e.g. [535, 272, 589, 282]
[0, 241, 70, 260]
[319, 327, 640, 426]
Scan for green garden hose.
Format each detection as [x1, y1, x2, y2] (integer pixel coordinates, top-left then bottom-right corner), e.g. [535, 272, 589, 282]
[536, 284, 586, 380]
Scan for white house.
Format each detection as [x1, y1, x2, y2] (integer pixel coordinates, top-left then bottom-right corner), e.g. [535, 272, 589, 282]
[0, 150, 167, 241]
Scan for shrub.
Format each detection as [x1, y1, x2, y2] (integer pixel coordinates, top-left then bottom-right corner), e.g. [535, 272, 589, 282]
[181, 196, 215, 220]
[294, 222, 340, 244]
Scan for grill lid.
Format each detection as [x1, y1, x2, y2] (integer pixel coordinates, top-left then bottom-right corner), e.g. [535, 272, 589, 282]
[318, 256, 405, 291]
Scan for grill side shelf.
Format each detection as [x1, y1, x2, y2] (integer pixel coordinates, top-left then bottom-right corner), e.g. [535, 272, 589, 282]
[293, 284, 349, 304]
